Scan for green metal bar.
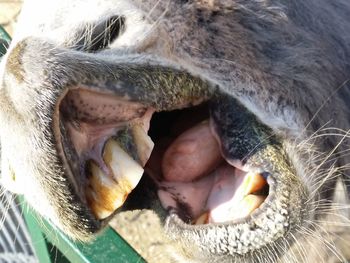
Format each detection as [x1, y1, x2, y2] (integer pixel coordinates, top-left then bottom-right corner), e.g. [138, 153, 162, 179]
[21, 202, 53, 263]
[0, 25, 10, 57]
[20, 197, 145, 263]
[45, 241, 71, 263]
[1, 26, 145, 262]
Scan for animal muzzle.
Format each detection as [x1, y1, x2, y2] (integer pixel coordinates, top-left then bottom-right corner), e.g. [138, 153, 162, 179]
[0, 38, 309, 256]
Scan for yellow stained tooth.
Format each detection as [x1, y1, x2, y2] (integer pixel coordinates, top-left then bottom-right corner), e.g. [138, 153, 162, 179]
[238, 195, 266, 219]
[194, 212, 209, 225]
[87, 162, 129, 219]
[87, 138, 146, 220]
[132, 124, 154, 166]
[103, 139, 144, 193]
[242, 173, 267, 196]
[86, 189, 114, 220]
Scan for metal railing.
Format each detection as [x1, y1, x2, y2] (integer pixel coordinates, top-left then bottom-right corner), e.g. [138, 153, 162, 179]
[0, 187, 38, 263]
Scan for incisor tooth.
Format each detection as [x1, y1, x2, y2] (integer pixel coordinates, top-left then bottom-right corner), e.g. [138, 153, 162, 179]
[87, 162, 129, 219]
[233, 195, 266, 220]
[103, 139, 144, 192]
[194, 212, 209, 225]
[242, 173, 267, 196]
[132, 125, 154, 166]
[86, 189, 116, 220]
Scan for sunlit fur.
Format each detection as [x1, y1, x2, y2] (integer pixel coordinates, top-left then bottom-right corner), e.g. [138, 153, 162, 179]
[0, 0, 350, 262]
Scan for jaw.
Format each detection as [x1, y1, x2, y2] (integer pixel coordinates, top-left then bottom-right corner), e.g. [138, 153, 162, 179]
[54, 77, 308, 259]
[3, 38, 309, 260]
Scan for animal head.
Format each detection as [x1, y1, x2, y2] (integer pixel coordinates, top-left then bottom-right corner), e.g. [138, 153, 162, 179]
[0, 1, 350, 262]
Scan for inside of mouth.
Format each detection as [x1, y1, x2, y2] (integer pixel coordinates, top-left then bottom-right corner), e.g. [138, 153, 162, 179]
[59, 88, 270, 225]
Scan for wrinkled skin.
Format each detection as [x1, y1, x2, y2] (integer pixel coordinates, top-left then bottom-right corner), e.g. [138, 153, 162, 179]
[1, 0, 350, 262]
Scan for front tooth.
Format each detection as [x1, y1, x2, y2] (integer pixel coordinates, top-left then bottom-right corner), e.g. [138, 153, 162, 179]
[232, 195, 266, 220]
[242, 173, 267, 196]
[132, 125, 154, 166]
[86, 189, 116, 220]
[87, 162, 128, 219]
[103, 139, 144, 192]
[194, 212, 209, 225]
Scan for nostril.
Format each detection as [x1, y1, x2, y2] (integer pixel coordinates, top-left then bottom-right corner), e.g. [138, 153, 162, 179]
[74, 15, 125, 52]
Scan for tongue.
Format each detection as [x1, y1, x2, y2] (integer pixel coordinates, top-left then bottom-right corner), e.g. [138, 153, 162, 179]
[161, 121, 222, 182]
[157, 120, 267, 224]
[158, 163, 265, 223]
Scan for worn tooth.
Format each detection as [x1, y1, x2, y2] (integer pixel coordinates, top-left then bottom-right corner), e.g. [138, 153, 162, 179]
[87, 139, 146, 220]
[234, 195, 266, 220]
[242, 173, 267, 196]
[86, 189, 115, 220]
[194, 212, 209, 225]
[132, 124, 154, 166]
[87, 162, 129, 219]
[103, 139, 144, 192]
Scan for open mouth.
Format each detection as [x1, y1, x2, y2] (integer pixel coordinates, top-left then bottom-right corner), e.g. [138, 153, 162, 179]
[154, 113, 269, 225]
[49, 58, 307, 256]
[57, 87, 270, 226]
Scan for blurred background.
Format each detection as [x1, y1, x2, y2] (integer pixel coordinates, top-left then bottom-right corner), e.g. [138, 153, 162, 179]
[0, 0, 22, 35]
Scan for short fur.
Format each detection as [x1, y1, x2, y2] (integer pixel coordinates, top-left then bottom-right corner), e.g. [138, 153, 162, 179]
[0, 0, 350, 262]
